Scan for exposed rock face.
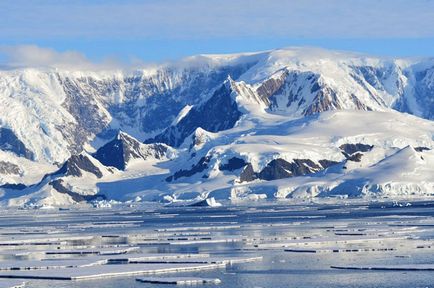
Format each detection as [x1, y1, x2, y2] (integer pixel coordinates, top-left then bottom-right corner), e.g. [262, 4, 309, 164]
[266, 71, 347, 115]
[0, 161, 22, 175]
[59, 77, 111, 154]
[318, 159, 341, 168]
[239, 164, 257, 182]
[303, 85, 342, 115]
[49, 179, 105, 202]
[166, 156, 211, 182]
[0, 128, 34, 160]
[340, 143, 374, 155]
[219, 157, 247, 171]
[239, 158, 340, 182]
[258, 159, 323, 181]
[267, 71, 318, 113]
[55, 154, 104, 178]
[147, 82, 242, 147]
[345, 153, 364, 162]
[265, 70, 381, 117]
[256, 70, 288, 102]
[94, 131, 168, 170]
[339, 143, 374, 162]
[415, 146, 431, 152]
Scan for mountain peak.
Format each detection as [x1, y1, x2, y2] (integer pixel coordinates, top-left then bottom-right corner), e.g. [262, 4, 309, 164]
[56, 152, 107, 179]
[116, 130, 132, 141]
[94, 131, 170, 170]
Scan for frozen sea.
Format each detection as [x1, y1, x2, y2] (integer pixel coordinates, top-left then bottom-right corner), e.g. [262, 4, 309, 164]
[1, 199, 434, 288]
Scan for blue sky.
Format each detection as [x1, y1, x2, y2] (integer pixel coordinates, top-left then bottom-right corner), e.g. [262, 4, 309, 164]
[1, 0, 434, 66]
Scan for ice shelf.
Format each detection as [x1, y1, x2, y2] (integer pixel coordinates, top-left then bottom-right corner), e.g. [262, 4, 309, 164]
[331, 264, 434, 271]
[136, 277, 222, 285]
[0, 263, 226, 280]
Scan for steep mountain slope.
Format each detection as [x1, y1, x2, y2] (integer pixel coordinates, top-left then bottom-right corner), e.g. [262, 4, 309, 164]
[147, 80, 243, 147]
[0, 55, 260, 166]
[0, 132, 175, 207]
[94, 131, 172, 170]
[0, 47, 434, 207]
[147, 77, 269, 147]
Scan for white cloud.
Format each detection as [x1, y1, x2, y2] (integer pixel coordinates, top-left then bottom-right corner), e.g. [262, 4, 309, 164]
[0, 45, 123, 70]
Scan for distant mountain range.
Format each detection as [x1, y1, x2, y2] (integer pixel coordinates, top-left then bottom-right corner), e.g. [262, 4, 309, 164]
[0, 47, 433, 208]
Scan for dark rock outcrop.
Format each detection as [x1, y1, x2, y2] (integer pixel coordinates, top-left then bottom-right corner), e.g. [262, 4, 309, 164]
[339, 143, 373, 155]
[265, 70, 379, 116]
[258, 159, 322, 181]
[415, 146, 431, 152]
[255, 70, 288, 103]
[239, 158, 340, 182]
[345, 152, 364, 162]
[56, 154, 104, 178]
[239, 164, 257, 182]
[0, 161, 22, 175]
[219, 157, 247, 171]
[303, 86, 341, 115]
[265, 71, 347, 116]
[94, 131, 168, 170]
[49, 179, 105, 202]
[318, 159, 341, 168]
[166, 156, 211, 182]
[0, 128, 34, 160]
[267, 71, 317, 112]
[146, 81, 242, 147]
[339, 143, 373, 162]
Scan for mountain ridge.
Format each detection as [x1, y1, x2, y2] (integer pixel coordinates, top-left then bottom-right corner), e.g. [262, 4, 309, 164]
[0, 47, 434, 207]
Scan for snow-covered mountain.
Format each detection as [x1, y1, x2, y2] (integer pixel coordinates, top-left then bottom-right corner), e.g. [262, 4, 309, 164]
[94, 131, 173, 170]
[0, 47, 434, 207]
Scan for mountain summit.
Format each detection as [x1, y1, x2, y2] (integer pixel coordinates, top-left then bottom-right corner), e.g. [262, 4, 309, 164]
[94, 131, 170, 170]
